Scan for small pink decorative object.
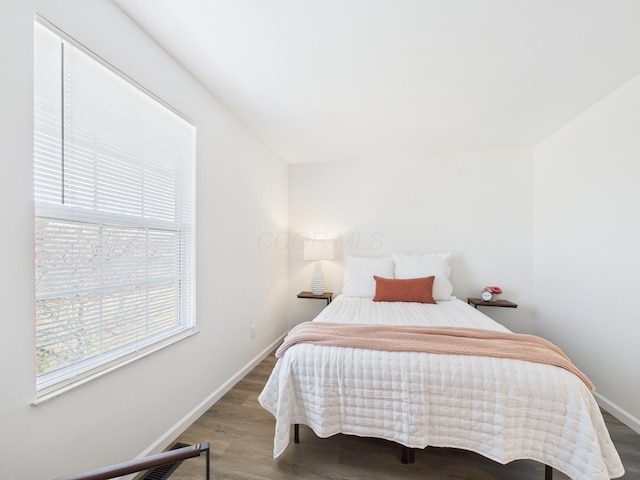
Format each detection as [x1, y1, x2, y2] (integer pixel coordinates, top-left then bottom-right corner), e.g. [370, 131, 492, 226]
[484, 286, 503, 294]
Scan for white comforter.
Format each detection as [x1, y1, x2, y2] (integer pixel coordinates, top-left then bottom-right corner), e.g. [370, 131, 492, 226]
[258, 296, 624, 480]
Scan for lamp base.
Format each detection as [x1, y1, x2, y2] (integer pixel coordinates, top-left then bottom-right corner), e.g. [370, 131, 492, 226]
[311, 261, 325, 295]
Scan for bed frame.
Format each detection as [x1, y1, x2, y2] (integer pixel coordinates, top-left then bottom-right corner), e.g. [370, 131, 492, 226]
[294, 419, 555, 478]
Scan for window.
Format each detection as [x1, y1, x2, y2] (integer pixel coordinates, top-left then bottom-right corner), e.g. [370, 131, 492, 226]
[33, 18, 196, 398]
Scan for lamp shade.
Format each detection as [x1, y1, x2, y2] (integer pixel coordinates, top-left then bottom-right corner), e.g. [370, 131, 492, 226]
[303, 239, 335, 261]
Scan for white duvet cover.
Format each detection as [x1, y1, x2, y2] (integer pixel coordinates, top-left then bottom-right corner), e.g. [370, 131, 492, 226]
[258, 296, 624, 480]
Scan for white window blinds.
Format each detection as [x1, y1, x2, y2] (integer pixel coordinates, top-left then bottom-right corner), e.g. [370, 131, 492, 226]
[34, 19, 196, 397]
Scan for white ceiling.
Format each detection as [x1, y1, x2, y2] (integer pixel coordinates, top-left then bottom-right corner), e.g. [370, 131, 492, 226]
[114, 0, 640, 164]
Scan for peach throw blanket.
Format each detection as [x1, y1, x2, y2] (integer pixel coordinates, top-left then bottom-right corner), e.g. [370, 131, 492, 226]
[276, 322, 594, 390]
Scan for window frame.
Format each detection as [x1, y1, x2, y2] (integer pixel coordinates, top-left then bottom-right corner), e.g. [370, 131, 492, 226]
[33, 16, 197, 402]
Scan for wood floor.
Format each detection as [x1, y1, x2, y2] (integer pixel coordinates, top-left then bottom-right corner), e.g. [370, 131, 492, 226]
[170, 353, 640, 480]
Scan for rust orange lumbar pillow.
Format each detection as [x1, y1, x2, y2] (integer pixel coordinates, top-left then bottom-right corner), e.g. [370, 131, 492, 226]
[372, 275, 436, 304]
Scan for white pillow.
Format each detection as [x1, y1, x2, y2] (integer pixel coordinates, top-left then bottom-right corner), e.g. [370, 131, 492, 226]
[391, 252, 453, 300]
[342, 256, 394, 297]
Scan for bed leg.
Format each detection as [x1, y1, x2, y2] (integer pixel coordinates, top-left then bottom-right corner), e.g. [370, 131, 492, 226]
[294, 424, 300, 443]
[545, 465, 553, 480]
[401, 446, 415, 464]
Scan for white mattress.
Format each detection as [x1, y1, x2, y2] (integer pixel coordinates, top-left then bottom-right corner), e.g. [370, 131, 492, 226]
[259, 296, 624, 480]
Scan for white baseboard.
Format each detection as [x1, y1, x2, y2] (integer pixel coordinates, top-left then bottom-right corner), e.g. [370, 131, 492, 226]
[137, 334, 285, 459]
[593, 391, 640, 435]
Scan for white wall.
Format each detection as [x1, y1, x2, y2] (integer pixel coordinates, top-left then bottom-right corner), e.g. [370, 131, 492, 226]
[288, 149, 534, 333]
[534, 74, 640, 432]
[0, 1, 288, 478]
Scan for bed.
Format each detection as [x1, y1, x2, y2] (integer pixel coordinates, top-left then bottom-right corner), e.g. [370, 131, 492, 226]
[258, 253, 624, 480]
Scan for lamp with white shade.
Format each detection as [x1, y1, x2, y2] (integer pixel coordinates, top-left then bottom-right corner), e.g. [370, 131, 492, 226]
[303, 239, 335, 295]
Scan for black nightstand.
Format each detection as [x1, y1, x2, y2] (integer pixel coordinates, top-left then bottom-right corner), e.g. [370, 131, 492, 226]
[297, 291, 333, 305]
[467, 297, 518, 309]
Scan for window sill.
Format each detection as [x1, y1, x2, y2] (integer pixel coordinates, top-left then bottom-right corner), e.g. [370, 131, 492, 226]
[32, 328, 199, 406]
